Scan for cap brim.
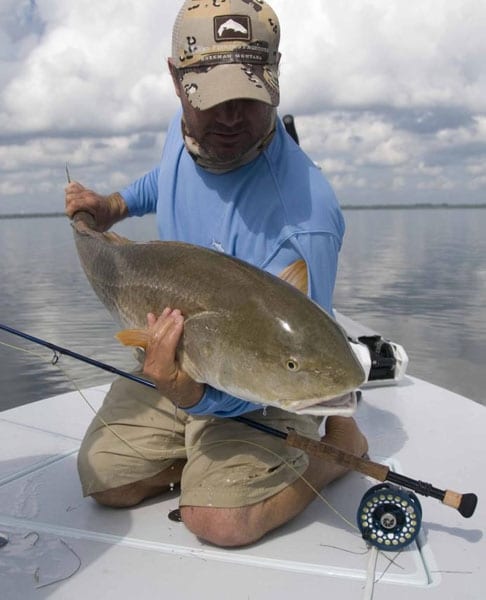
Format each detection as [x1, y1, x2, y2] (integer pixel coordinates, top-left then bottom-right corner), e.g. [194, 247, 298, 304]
[179, 63, 279, 111]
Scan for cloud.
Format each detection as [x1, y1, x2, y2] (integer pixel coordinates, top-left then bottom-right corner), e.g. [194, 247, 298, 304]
[0, 1, 178, 138]
[278, 0, 486, 114]
[0, 0, 485, 213]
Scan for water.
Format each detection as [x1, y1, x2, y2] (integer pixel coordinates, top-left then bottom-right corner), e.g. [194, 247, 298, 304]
[0, 208, 485, 411]
[0, 215, 157, 410]
[334, 208, 486, 404]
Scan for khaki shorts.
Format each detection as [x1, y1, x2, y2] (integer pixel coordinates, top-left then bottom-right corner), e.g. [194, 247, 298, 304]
[77, 374, 321, 508]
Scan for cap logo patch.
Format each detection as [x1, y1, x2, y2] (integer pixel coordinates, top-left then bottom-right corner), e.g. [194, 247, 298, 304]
[214, 16, 251, 42]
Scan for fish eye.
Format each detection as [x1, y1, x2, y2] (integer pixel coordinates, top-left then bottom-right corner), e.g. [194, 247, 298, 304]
[286, 358, 300, 372]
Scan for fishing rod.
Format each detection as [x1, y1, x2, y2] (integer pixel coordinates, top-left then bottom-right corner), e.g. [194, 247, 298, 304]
[234, 416, 477, 518]
[0, 323, 477, 521]
[0, 323, 155, 390]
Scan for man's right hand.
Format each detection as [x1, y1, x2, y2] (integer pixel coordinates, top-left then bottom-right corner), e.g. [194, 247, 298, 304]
[65, 181, 128, 232]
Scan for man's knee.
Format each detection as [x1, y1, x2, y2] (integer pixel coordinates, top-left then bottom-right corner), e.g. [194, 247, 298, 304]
[77, 430, 120, 498]
[87, 460, 186, 508]
[91, 486, 141, 508]
[180, 505, 265, 547]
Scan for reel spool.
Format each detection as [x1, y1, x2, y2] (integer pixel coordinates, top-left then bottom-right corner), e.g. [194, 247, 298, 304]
[357, 483, 422, 550]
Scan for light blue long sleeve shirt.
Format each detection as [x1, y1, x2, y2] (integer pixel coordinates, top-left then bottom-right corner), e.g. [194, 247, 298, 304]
[121, 111, 345, 417]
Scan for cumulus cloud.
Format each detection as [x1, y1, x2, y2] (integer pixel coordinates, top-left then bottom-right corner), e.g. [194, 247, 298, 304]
[0, 0, 485, 212]
[0, 0, 177, 137]
[278, 0, 486, 113]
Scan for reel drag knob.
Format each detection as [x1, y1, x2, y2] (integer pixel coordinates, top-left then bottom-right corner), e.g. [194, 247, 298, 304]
[357, 483, 422, 551]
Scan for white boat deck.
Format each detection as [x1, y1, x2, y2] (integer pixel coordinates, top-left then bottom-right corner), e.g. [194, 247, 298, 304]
[1, 376, 484, 599]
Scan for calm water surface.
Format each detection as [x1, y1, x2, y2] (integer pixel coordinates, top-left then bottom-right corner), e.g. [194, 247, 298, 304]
[0, 208, 485, 411]
[334, 208, 486, 404]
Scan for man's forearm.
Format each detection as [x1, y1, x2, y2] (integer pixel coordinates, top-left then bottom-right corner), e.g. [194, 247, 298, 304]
[104, 192, 129, 229]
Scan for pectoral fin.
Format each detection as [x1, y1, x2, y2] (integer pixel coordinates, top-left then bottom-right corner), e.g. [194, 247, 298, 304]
[278, 259, 308, 295]
[115, 329, 149, 349]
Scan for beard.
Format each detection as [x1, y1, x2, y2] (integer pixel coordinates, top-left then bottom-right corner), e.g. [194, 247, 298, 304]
[182, 110, 277, 173]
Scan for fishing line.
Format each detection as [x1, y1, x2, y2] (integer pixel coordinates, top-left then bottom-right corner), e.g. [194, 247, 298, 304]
[363, 546, 379, 600]
[0, 337, 362, 530]
[35, 538, 82, 590]
[0, 339, 41, 358]
[1, 332, 414, 577]
[0, 336, 404, 558]
[0, 338, 149, 460]
[2, 323, 477, 519]
[20, 529, 82, 590]
[188, 437, 361, 534]
[2, 336, 401, 599]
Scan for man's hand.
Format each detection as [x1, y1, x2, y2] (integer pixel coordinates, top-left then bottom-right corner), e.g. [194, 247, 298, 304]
[65, 181, 128, 232]
[143, 308, 205, 409]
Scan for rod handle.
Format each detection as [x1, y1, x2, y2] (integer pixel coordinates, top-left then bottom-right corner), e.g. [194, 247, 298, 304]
[286, 430, 389, 482]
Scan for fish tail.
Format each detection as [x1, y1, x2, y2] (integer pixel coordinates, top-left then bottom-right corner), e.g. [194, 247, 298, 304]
[115, 329, 149, 349]
[71, 217, 130, 245]
[103, 231, 131, 245]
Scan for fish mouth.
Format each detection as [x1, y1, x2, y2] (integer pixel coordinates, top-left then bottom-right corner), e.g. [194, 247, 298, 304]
[281, 391, 358, 417]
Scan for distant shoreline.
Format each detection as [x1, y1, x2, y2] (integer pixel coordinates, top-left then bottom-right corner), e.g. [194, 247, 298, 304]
[1, 204, 485, 219]
[0, 212, 67, 219]
[342, 203, 486, 210]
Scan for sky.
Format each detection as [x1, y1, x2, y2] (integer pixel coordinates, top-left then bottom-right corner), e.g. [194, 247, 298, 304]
[0, 0, 485, 214]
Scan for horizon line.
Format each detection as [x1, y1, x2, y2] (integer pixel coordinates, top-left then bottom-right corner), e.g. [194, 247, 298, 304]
[1, 202, 486, 220]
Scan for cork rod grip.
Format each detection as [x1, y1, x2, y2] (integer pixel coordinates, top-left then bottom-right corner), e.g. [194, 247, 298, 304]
[285, 430, 389, 482]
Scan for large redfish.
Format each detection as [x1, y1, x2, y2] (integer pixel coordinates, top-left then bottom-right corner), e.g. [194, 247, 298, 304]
[72, 214, 365, 414]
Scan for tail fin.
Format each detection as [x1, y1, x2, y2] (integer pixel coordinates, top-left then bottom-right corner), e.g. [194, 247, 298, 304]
[115, 329, 149, 349]
[103, 231, 131, 245]
[71, 214, 131, 245]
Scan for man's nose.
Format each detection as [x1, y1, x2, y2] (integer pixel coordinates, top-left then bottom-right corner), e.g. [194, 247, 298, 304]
[214, 100, 244, 127]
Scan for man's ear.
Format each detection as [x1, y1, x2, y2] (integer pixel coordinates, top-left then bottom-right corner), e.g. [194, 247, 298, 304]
[167, 58, 182, 99]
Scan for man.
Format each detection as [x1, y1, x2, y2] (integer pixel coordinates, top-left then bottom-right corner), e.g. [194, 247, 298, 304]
[65, 0, 367, 548]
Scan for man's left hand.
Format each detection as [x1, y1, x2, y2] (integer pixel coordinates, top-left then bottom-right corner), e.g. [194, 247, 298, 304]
[143, 308, 204, 409]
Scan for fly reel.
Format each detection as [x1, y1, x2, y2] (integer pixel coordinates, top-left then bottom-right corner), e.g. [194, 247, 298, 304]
[357, 483, 422, 550]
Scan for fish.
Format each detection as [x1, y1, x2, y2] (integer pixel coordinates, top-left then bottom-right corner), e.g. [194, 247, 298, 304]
[217, 19, 249, 37]
[72, 213, 365, 414]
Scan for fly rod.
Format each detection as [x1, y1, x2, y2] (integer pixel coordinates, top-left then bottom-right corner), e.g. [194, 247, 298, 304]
[234, 416, 477, 518]
[0, 323, 154, 390]
[1, 323, 478, 519]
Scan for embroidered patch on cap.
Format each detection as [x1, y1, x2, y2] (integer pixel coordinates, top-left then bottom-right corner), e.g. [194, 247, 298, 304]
[214, 15, 252, 42]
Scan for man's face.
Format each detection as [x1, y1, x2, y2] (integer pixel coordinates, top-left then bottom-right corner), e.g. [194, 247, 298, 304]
[171, 64, 275, 162]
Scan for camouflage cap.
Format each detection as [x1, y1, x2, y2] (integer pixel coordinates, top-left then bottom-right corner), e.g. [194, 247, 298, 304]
[172, 0, 280, 110]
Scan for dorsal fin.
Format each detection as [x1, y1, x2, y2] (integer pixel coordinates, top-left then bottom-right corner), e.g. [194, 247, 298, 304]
[278, 259, 308, 295]
[115, 329, 149, 348]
